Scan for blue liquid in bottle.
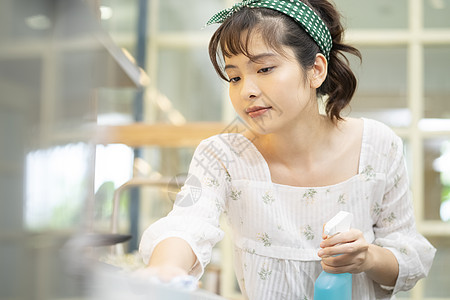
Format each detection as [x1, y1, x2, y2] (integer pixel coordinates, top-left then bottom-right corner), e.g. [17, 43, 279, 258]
[314, 271, 352, 300]
[314, 211, 353, 299]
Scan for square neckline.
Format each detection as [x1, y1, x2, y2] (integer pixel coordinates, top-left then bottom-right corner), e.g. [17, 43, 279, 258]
[233, 117, 368, 190]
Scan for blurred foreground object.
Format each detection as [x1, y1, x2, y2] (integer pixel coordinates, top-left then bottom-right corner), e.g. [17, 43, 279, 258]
[0, 0, 146, 299]
[61, 233, 225, 300]
[90, 262, 226, 300]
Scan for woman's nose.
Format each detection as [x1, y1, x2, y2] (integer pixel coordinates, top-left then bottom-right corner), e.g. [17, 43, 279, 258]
[240, 77, 260, 100]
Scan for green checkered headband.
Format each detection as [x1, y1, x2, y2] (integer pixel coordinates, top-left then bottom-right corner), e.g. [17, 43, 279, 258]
[207, 0, 333, 60]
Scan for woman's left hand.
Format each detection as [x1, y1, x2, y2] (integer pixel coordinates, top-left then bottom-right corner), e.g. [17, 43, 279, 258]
[317, 228, 374, 274]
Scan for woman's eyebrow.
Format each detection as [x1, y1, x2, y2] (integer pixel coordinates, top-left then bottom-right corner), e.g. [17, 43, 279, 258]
[225, 53, 277, 70]
[250, 53, 277, 63]
[224, 64, 237, 71]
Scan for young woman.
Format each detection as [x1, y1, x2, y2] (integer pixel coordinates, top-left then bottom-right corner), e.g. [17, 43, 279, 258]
[139, 1, 435, 299]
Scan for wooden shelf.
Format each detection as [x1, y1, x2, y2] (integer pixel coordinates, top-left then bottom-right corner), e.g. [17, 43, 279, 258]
[93, 122, 234, 147]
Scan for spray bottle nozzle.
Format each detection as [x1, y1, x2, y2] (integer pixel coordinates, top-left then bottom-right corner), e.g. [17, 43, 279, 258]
[323, 211, 353, 237]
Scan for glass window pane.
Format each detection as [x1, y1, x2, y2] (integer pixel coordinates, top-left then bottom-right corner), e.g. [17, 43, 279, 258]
[100, 0, 138, 36]
[158, 0, 225, 32]
[2, 0, 54, 41]
[424, 0, 450, 28]
[423, 237, 450, 297]
[57, 50, 98, 125]
[25, 143, 94, 230]
[403, 139, 413, 185]
[336, 0, 408, 29]
[346, 46, 409, 127]
[157, 47, 224, 122]
[97, 88, 136, 125]
[424, 138, 450, 222]
[424, 46, 450, 119]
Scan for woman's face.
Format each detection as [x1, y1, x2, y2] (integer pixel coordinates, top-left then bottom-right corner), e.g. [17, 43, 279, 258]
[224, 34, 318, 135]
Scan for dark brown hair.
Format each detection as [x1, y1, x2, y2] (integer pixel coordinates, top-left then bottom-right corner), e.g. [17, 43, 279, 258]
[208, 0, 361, 121]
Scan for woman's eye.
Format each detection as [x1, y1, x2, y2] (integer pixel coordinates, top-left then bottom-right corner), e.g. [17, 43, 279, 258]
[258, 67, 274, 73]
[229, 77, 241, 83]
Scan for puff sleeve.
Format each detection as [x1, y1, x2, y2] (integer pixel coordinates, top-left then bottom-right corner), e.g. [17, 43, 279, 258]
[372, 135, 436, 296]
[139, 137, 231, 279]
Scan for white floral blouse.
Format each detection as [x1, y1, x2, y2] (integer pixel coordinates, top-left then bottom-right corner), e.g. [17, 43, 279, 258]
[139, 118, 436, 300]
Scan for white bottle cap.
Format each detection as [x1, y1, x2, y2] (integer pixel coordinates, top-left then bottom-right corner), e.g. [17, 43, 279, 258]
[324, 211, 353, 237]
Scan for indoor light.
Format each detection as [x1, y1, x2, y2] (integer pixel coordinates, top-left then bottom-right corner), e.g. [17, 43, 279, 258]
[100, 6, 114, 20]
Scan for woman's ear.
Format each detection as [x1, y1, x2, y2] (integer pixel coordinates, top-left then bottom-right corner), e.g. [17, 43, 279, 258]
[310, 54, 328, 89]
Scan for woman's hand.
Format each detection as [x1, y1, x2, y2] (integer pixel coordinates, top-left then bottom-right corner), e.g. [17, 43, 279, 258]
[318, 228, 374, 274]
[142, 237, 197, 282]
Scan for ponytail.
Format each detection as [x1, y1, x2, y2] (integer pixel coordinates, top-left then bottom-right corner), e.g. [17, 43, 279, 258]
[306, 0, 362, 121]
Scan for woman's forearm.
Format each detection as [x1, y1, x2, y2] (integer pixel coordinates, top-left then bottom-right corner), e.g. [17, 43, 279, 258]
[365, 244, 399, 287]
[148, 237, 197, 272]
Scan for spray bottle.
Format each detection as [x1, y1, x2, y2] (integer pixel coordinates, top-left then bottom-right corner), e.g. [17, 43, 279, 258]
[314, 211, 353, 300]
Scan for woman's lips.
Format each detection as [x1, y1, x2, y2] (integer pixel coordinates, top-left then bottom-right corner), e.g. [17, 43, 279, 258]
[246, 106, 272, 118]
